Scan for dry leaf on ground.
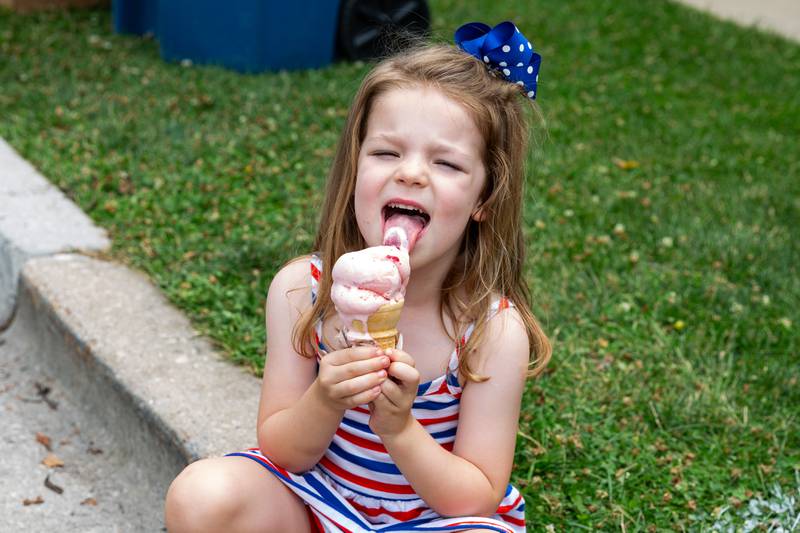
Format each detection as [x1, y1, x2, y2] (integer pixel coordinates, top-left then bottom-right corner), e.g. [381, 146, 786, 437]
[81, 497, 98, 506]
[35, 432, 52, 451]
[42, 453, 64, 468]
[23, 496, 44, 506]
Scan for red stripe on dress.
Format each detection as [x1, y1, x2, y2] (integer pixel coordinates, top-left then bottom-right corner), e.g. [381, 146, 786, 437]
[495, 493, 523, 514]
[427, 378, 452, 397]
[311, 262, 321, 282]
[499, 297, 510, 310]
[336, 423, 453, 451]
[243, 450, 292, 478]
[314, 508, 356, 533]
[319, 457, 415, 494]
[306, 506, 324, 532]
[500, 513, 526, 526]
[335, 428, 387, 453]
[418, 412, 459, 426]
[347, 497, 427, 521]
[355, 402, 458, 425]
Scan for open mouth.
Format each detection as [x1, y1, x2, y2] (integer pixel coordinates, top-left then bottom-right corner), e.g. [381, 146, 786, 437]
[381, 202, 430, 251]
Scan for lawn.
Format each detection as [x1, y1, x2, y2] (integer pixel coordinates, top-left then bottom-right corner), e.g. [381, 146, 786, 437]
[1, 0, 798, 529]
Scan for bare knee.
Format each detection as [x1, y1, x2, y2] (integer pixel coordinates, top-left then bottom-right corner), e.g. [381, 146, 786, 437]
[165, 459, 242, 533]
[164, 456, 311, 533]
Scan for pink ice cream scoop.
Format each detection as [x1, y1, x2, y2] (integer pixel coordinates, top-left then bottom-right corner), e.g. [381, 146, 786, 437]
[331, 229, 410, 348]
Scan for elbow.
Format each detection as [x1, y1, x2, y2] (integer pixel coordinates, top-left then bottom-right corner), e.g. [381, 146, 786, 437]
[257, 441, 318, 474]
[257, 428, 319, 474]
[434, 501, 498, 519]
[433, 490, 502, 518]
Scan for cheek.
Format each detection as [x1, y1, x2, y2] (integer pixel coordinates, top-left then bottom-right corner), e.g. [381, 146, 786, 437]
[353, 173, 382, 239]
[440, 181, 481, 218]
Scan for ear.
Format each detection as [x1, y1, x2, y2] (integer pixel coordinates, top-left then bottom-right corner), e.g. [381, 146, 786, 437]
[471, 203, 486, 222]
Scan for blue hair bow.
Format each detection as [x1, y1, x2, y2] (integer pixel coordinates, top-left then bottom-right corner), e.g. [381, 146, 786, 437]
[454, 21, 542, 100]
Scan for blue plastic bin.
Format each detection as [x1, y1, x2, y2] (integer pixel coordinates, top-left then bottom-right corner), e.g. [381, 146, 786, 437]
[113, 0, 158, 36]
[164, 1, 339, 72]
[113, 0, 339, 72]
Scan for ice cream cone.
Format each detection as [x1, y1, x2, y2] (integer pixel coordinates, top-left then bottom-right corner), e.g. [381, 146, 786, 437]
[350, 301, 404, 350]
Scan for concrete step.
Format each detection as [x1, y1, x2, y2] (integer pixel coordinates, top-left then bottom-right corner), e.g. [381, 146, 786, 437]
[1, 136, 261, 529]
[1, 254, 262, 529]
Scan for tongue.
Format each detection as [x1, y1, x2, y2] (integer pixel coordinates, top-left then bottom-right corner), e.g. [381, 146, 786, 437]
[383, 214, 425, 252]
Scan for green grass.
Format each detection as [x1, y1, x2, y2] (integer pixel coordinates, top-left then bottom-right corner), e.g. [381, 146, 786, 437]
[1, 1, 798, 529]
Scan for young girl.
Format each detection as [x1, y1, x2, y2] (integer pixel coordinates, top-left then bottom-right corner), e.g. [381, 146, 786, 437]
[165, 21, 551, 533]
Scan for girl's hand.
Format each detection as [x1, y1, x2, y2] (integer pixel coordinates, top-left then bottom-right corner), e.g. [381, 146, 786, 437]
[368, 349, 420, 437]
[316, 346, 390, 411]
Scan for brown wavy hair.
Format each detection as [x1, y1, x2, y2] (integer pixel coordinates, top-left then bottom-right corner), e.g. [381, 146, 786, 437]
[291, 43, 551, 381]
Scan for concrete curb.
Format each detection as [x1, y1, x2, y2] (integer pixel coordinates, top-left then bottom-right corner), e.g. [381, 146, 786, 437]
[7, 255, 261, 486]
[1, 138, 261, 519]
[0, 138, 110, 328]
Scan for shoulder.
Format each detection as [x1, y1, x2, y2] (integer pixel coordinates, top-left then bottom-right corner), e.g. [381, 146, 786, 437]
[266, 255, 314, 315]
[470, 295, 530, 379]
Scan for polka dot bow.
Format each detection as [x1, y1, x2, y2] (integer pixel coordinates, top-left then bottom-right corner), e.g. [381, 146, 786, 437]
[454, 21, 542, 100]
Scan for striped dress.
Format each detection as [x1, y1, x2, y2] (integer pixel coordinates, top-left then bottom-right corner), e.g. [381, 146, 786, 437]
[228, 256, 526, 532]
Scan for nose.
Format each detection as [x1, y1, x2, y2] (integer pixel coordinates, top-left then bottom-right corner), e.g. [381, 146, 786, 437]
[394, 156, 429, 187]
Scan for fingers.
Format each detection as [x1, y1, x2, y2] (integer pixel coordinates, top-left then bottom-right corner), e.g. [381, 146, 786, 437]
[387, 361, 419, 385]
[384, 348, 415, 367]
[371, 390, 394, 409]
[332, 368, 387, 397]
[378, 378, 404, 405]
[325, 346, 383, 366]
[377, 361, 419, 407]
[342, 384, 383, 407]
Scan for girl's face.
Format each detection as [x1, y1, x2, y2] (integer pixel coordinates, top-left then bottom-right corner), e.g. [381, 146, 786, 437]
[354, 86, 487, 272]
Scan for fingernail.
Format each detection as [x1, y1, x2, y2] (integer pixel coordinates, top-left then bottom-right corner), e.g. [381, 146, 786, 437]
[381, 357, 390, 365]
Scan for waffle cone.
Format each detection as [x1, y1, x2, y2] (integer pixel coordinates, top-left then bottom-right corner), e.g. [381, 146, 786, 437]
[350, 300, 403, 350]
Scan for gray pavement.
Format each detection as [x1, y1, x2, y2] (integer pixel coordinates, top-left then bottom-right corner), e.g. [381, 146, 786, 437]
[0, 332, 163, 532]
[673, 0, 800, 42]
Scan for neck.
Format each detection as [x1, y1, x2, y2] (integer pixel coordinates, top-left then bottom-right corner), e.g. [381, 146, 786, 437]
[403, 255, 455, 312]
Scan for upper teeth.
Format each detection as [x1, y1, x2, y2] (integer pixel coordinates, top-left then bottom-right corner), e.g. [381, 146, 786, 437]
[387, 203, 426, 215]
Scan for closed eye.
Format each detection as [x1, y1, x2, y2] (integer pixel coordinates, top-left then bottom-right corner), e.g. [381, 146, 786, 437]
[436, 160, 463, 172]
[372, 151, 399, 158]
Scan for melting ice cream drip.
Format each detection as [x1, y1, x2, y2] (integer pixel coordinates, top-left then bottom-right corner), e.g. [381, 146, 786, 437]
[383, 226, 409, 251]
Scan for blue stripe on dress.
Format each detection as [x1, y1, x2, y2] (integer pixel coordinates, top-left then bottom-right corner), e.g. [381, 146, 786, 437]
[447, 372, 460, 387]
[328, 441, 402, 475]
[303, 472, 373, 529]
[339, 414, 456, 441]
[429, 427, 458, 440]
[412, 398, 460, 411]
[341, 415, 374, 434]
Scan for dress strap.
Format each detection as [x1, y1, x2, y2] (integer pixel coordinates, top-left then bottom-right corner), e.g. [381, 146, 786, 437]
[310, 253, 323, 304]
[309, 254, 326, 357]
[458, 296, 514, 352]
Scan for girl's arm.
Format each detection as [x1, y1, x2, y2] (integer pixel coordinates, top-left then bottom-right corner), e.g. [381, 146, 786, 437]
[372, 307, 530, 517]
[256, 259, 389, 473]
